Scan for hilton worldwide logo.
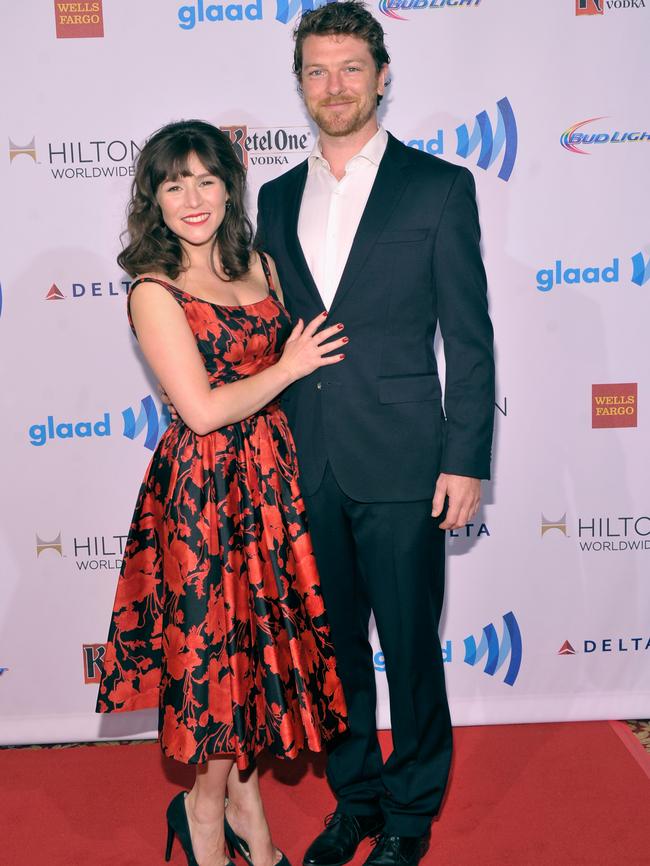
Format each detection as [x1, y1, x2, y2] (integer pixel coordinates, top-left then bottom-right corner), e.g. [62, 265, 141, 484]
[541, 511, 650, 552]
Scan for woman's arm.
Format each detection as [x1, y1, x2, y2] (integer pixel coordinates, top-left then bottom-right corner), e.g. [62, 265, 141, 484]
[129, 281, 345, 435]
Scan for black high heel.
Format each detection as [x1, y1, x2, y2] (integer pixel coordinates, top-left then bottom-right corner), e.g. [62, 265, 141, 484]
[224, 809, 291, 866]
[166, 791, 235, 866]
[166, 792, 199, 866]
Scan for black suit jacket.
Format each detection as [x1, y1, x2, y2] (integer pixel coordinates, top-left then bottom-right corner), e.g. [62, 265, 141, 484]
[256, 133, 495, 502]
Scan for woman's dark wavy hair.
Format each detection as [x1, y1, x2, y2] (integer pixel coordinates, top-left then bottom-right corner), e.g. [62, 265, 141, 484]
[118, 120, 252, 280]
[293, 1, 391, 106]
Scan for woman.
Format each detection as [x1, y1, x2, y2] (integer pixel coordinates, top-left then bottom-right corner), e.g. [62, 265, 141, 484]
[96, 119, 348, 866]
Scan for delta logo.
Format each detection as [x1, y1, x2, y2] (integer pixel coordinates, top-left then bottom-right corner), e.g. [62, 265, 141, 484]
[541, 511, 650, 552]
[535, 250, 650, 292]
[592, 383, 637, 429]
[558, 636, 650, 654]
[27, 395, 170, 450]
[45, 280, 131, 301]
[561, 117, 650, 154]
[220, 124, 313, 169]
[406, 97, 517, 182]
[54, 2, 104, 39]
[373, 611, 523, 686]
[575, 0, 646, 15]
[379, 0, 482, 23]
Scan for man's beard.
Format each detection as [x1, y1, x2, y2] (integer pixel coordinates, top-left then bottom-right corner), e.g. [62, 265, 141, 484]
[310, 96, 375, 138]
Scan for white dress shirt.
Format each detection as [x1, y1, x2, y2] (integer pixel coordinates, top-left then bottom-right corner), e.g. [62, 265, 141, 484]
[297, 125, 388, 310]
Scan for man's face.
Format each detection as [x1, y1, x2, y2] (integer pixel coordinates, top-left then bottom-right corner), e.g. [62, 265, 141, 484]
[300, 34, 387, 138]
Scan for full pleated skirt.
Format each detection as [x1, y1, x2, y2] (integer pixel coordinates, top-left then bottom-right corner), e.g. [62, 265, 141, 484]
[96, 404, 347, 767]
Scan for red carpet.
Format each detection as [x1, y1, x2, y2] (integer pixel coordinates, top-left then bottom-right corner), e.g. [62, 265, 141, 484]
[2, 722, 649, 866]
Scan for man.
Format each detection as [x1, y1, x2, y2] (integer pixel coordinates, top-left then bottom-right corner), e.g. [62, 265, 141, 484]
[255, 3, 495, 865]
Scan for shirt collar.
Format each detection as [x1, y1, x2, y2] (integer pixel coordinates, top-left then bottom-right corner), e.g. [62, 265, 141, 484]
[308, 125, 388, 173]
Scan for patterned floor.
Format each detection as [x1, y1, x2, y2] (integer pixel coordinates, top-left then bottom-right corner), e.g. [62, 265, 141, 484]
[2, 721, 649, 752]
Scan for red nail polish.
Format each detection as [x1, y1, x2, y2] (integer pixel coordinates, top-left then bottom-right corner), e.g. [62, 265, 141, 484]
[339, 353, 345, 359]
[321, 311, 328, 317]
[337, 323, 344, 330]
[342, 336, 349, 343]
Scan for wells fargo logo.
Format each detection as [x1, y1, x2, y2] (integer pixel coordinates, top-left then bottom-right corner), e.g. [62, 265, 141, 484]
[592, 383, 637, 428]
[54, 1, 104, 39]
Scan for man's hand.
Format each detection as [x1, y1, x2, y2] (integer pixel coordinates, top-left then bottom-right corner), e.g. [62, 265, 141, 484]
[159, 384, 179, 421]
[432, 473, 481, 531]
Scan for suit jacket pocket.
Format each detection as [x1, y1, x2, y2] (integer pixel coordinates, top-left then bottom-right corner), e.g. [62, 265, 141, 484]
[378, 374, 441, 404]
[376, 228, 429, 244]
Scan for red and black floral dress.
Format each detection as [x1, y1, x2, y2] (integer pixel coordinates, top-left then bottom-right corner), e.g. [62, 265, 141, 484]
[96, 254, 347, 767]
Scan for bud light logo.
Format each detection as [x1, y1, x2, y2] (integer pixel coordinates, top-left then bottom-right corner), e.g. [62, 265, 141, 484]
[456, 97, 518, 182]
[463, 611, 522, 686]
[379, 0, 482, 22]
[561, 118, 650, 154]
[631, 251, 650, 286]
[122, 395, 170, 451]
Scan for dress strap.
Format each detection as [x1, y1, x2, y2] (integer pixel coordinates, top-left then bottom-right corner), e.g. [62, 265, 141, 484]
[126, 276, 185, 334]
[258, 251, 278, 299]
[129, 276, 185, 296]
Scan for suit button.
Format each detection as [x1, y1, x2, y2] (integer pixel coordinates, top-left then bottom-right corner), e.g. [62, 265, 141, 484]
[316, 382, 322, 390]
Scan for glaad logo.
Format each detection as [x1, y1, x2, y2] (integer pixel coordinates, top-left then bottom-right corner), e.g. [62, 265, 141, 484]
[36, 532, 64, 557]
[592, 383, 637, 429]
[561, 118, 650, 154]
[455, 97, 517, 182]
[405, 99, 518, 182]
[541, 514, 568, 537]
[9, 137, 37, 162]
[220, 124, 313, 169]
[29, 413, 111, 447]
[464, 612, 522, 686]
[275, 0, 329, 24]
[82, 644, 106, 684]
[122, 396, 170, 451]
[378, 0, 482, 22]
[177, 0, 263, 28]
[631, 251, 650, 286]
[373, 611, 522, 684]
[27, 395, 168, 449]
[535, 251, 650, 292]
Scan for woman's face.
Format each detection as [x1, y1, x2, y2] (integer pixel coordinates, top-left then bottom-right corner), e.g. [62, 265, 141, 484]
[156, 151, 228, 249]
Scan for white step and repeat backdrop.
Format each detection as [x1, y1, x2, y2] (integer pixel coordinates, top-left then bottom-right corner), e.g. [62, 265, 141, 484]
[1, 0, 649, 746]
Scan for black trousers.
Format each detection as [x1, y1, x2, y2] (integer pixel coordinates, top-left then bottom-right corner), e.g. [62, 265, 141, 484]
[305, 464, 452, 837]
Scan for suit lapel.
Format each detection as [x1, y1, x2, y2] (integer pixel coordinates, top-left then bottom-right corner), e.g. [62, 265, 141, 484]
[283, 162, 324, 309]
[329, 134, 411, 315]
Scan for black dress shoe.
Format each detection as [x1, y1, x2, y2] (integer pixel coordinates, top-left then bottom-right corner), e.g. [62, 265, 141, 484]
[303, 811, 385, 866]
[362, 833, 429, 866]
